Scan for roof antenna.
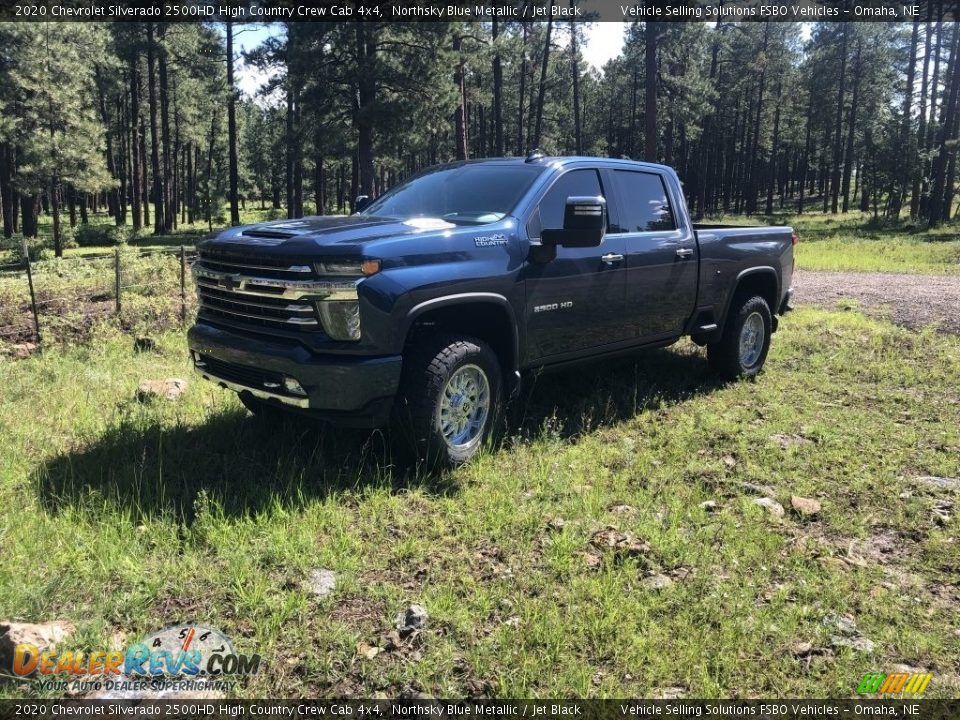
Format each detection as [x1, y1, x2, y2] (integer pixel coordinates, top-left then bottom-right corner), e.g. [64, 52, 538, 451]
[525, 148, 545, 163]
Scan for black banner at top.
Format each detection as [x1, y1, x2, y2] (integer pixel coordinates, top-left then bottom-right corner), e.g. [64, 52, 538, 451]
[0, 0, 958, 22]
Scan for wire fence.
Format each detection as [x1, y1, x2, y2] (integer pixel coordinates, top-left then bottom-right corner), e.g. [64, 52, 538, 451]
[0, 243, 198, 352]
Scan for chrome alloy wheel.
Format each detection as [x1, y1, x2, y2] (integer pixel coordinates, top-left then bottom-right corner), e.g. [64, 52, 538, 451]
[437, 364, 491, 450]
[739, 311, 765, 368]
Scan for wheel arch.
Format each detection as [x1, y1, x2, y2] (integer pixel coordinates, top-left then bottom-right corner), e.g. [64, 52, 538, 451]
[720, 267, 780, 332]
[402, 293, 520, 387]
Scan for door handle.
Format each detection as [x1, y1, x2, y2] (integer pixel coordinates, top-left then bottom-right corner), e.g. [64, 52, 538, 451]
[601, 253, 624, 264]
[675, 248, 694, 258]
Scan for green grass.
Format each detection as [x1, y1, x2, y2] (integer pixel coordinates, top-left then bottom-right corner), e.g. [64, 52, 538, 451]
[1, 307, 958, 698]
[705, 211, 960, 274]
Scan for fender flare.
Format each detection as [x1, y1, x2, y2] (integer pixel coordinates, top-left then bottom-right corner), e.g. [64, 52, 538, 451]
[402, 292, 521, 377]
[720, 266, 780, 328]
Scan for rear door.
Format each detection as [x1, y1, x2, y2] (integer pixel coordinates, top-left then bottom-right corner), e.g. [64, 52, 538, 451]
[523, 168, 629, 360]
[610, 169, 698, 341]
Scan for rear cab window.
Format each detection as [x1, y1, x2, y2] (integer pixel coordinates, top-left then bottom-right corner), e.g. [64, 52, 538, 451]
[610, 170, 676, 233]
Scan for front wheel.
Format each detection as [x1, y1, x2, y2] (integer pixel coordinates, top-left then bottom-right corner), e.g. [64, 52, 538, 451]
[394, 335, 502, 468]
[707, 295, 773, 379]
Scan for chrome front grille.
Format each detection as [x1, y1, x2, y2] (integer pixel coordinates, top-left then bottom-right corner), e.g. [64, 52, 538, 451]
[193, 250, 359, 333]
[198, 248, 314, 280]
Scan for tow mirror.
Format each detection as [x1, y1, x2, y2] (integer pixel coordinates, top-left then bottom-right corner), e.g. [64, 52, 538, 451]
[354, 195, 371, 213]
[541, 196, 606, 248]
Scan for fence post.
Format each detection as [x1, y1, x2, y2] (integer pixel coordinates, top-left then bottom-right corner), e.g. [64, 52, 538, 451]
[180, 245, 187, 322]
[22, 238, 42, 347]
[114, 247, 121, 314]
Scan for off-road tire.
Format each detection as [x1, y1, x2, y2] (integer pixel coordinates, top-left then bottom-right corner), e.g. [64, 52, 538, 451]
[394, 335, 502, 468]
[707, 294, 773, 380]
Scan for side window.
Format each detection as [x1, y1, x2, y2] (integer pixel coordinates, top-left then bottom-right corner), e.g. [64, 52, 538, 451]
[614, 170, 676, 232]
[529, 169, 603, 238]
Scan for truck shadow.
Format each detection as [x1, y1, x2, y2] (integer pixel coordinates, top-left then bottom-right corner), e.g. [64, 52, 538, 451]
[34, 345, 725, 524]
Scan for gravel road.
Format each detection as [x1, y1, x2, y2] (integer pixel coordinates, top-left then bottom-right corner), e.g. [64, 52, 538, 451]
[793, 269, 960, 335]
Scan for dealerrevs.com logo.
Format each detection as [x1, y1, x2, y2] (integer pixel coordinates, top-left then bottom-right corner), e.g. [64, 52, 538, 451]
[12, 624, 260, 695]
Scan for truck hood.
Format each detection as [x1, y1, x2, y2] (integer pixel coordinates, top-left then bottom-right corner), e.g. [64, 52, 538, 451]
[199, 215, 461, 258]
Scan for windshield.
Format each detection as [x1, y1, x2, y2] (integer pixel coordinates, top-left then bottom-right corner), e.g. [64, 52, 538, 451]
[360, 163, 543, 226]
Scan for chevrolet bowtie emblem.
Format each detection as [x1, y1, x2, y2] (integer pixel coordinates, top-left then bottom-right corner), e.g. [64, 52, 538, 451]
[218, 274, 243, 291]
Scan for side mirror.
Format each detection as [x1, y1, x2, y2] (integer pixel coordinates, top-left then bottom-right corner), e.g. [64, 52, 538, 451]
[354, 195, 371, 213]
[541, 196, 606, 248]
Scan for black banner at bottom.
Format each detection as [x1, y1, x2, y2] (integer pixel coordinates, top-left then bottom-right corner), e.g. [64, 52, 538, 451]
[0, 700, 958, 720]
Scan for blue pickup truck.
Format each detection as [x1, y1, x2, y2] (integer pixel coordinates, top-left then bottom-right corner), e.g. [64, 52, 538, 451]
[188, 155, 795, 465]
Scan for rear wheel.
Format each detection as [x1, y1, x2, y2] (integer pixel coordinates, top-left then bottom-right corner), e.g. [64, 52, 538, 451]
[707, 295, 773, 379]
[394, 335, 502, 468]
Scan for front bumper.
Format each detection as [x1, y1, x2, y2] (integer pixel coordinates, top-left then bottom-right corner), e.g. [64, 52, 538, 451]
[187, 321, 402, 427]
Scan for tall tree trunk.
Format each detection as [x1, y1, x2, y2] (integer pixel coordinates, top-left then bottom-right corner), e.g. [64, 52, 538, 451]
[94, 66, 121, 224]
[517, 22, 528, 155]
[830, 24, 849, 214]
[158, 26, 174, 233]
[21, 194, 38, 238]
[285, 84, 295, 217]
[146, 23, 164, 235]
[453, 35, 468, 160]
[532, 8, 553, 151]
[129, 59, 142, 231]
[644, 21, 658, 162]
[314, 154, 324, 214]
[929, 25, 960, 226]
[117, 95, 128, 225]
[226, 22, 240, 226]
[294, 97, 303, 217]
[355, 23, 376, 198]
[842, 39, 862, 213]
[765, 81, 782, 216]
[492, 20, 504, 156]
[0, 143, 15, 238]
[912, 19, 934, 218]
[891, 21, 920, 218]
[570, 8, 582, 155]
[798, 86, 814, 214]
[696, 16, 722, 219]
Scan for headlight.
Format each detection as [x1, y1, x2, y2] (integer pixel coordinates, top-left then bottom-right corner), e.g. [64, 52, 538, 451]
[316, 259, 381, 277]
[318, 300, 361, 341]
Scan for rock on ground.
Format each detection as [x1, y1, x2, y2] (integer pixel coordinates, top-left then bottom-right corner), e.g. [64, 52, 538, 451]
[589, 527, 651, 556]
[395, 604, 429, 638]
[10, 343, 38, 359]
[914, 475, 960, 492]
[754, 497, 786, 518]
[306, 569, 337, 599]
[640, 574, 674, 591]
[136, 378, 187, 402]
[791, 495, 822, 518]
[0, 621, 74, 670]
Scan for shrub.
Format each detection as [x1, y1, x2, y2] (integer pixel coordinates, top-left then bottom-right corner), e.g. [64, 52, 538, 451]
[2, 235, 50, 263]
[74, 224, 129, 247]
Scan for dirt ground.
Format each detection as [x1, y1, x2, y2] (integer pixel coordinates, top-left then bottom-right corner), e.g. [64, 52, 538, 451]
[793, 269, 960, 335]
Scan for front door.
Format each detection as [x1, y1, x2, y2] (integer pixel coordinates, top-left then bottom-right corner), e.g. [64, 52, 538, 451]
[523, 168, 629, 360]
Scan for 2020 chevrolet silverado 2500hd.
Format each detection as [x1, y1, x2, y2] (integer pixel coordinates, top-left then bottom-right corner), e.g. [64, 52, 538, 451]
[188, 155, 795, 465]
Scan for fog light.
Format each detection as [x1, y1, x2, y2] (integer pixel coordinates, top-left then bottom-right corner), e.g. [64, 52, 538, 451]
[283, 376, 307, 396]
[318, 300, 361, 341]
